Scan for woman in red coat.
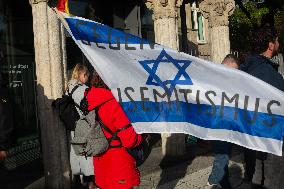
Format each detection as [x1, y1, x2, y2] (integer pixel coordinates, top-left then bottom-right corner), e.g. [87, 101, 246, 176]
[86, 85, 142, 189]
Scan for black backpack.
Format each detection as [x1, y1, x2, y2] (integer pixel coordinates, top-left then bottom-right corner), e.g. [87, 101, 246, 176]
[97, 115, 151, 166]
[52, 85, 82, 130]
[126, 136, 151, 167]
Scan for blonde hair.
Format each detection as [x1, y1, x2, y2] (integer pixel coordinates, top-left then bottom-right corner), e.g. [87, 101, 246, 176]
[71, 64, 89, 81]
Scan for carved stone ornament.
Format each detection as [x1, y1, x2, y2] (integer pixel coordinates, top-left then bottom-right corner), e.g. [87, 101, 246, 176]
[29, 0, 49, 5]
[199, 0, 235, 27]
[145, 0, 183, 20]
[160, 0, 168, 7]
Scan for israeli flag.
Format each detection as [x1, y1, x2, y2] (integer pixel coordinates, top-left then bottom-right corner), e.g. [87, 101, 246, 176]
[59, 13, 284, 156]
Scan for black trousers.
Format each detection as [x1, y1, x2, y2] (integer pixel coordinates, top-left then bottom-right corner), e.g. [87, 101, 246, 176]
[244, 148, 256, 181]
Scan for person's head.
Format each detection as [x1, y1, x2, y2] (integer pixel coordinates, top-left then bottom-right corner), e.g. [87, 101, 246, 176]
[222, 54, 240, 69]
[250, 26, 279, 58]
[90, 71, 108, 89]
[71, 64, 89, 84]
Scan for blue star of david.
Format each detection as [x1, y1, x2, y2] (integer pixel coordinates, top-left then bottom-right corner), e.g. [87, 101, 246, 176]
[139, 49, 193, 95]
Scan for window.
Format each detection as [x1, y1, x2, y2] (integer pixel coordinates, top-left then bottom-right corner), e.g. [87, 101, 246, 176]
[0, 0, 38, 139]
[191, 9, 198, 30]
[0, 0, 43, 181]
[141, 4, 155, 43]
[191, 2, 206, 43]
[197, 12, 205, 42]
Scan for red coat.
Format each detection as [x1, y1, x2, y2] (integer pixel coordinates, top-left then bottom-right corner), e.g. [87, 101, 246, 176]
[86, 87, 142, 189]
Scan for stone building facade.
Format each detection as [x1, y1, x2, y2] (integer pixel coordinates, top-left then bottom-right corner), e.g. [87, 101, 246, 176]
[179, 1, 211, 59]
[0, 0, 235, 187]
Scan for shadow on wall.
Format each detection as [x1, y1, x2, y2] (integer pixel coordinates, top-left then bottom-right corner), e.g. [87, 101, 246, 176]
[185, 41, 211, 61]
[228, 163, 245, 189]
[185, 40, 199, 57]
[156, 136, 194, 189]
[180, 36, 214, 61]
[32, 84, 71, 189]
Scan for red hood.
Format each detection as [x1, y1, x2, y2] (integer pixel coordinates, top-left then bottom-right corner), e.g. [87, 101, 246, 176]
[86, 87, 115, 111]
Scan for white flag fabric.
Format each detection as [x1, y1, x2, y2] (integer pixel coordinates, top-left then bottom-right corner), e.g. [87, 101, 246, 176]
[59, 13, 284, 156]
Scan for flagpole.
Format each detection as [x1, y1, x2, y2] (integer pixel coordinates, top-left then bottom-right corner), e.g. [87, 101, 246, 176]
[53, 8, 70, 31]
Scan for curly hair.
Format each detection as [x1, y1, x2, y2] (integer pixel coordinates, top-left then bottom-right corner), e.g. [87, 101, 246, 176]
[250, 26, 278, 54]
[90, 71, 108, 89]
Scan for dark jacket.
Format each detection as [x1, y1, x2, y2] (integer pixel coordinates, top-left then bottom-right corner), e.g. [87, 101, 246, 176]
[241, 54, 284, 92]
[0, 87, 14, 151]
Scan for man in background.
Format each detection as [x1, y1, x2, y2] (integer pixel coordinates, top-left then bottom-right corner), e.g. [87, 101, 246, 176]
[207, 54, 240, 189]
[241, 26, 284, 189]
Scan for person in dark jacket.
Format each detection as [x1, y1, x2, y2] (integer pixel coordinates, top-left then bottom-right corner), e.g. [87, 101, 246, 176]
[241, 27, 284, 91]
[241, 26, 284, 189]
[0, 73, 13, 161]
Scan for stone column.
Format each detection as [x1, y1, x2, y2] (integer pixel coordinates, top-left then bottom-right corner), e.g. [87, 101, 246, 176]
[200, 0, 235, 63]
[29, 0, 70, 188]
[145, 0, 185, 157]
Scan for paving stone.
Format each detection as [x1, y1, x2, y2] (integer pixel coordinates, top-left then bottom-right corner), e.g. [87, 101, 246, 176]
[139, 158, 244, 189]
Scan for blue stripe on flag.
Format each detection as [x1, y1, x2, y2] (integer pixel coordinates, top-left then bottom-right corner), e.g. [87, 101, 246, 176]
[66, 17, 145, 45]
[121, 101, 284, 141]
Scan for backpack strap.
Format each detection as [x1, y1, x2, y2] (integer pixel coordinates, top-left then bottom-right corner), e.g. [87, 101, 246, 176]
[116, 124, 132, 132]
[87, 93, 132, 148]
[98, 118, 132, 148]
[68, 84, 84, 110]
[109, 124, 132, 148]
[94, 100, 132, 148]
[67, 84, 82, 96]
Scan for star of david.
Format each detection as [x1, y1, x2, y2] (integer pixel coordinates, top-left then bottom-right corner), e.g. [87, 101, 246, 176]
[139, 49, 193, 95]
